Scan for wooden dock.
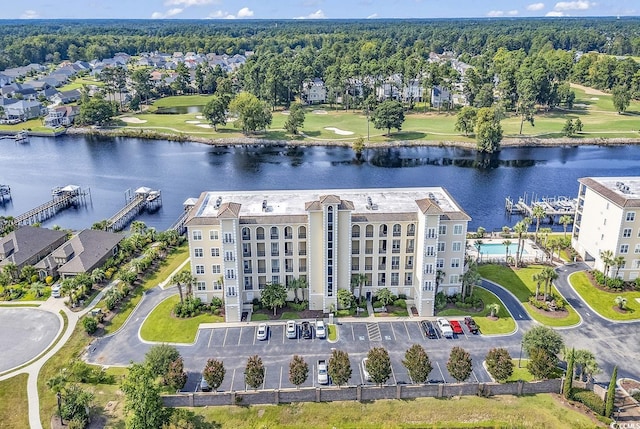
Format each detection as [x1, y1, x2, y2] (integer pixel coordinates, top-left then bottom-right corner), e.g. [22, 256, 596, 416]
[14, 185, 89, 225]
[169, 197, 197, 235]
[106, 187, 162, 232]
[505, 194, 577, 223]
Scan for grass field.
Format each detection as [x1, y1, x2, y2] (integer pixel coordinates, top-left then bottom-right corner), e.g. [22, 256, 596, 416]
[189, 394, 603, 428]
[478, 264, 581, 327]
[0, 374, 29, 429]
[436, 287, 516, 335]
[139, 294, 223, 343]
[57, 76, 103, 92]
[570, 271, 640, 321]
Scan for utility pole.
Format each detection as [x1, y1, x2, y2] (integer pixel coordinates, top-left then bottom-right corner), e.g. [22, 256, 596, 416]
[366, 105, 370, 141]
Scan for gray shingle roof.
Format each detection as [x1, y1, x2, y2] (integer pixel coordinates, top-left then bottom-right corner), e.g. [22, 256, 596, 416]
[0, 227, 67, 268]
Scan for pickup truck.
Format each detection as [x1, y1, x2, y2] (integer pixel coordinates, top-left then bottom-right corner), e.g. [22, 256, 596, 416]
[449, 320, 464, 335]
[436, 318, 454, 339]
[464, 316, 479, 334]
[317, 359, 329, 385]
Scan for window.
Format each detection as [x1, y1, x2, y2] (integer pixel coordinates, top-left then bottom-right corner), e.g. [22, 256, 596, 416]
[424, 281, 433, 291]
[449, 274, 460, 284]
[391, 256, 400, 270]
[425, 264, 433, 274]
[366, 225, 374, 237]
[192, 230, 202, 241]
[406, 239, 414, 253]
[210, 248, 220, 257]
[379, 240, 387, 253]
[226, 286, 236, 297]
[195, 265, 205, 275]
[451, 258, 460, 268]
[391, 273, 399, 286]
[407, 224, 416, 236]
[352, 225, 360, 238]
[426, 246, 435, 256]
[243, 260, 252, 273]
[224, 233, 233, 243]
[244, 277, 253, 290]
[452, 242, 461, 252]
[194, 248, 203, 258]
[379, 224, 388, 237]
[212, 265, 221, 274]
[635, 244, 640, 254]
[256, 227, 265, 240]
[225, 251, 234, 261]
[271, 259, 280, 273]
[243, 243, 251, 257]
[298, 226, 307, 239]
[453, 224, 463, 235]
[627, 212, 636, 222]
[393, 224, 401, 237]
[634, 259, 640, 269]
[623, 228, 632, 238]
[392, 240, 400, 253]
[271, 242, 279, 256]
[427, 228, 436, 239]
[272, 275, 280, 284]
[242, 227, 251, 240]
[620, 244, 629, 254]
[196, 281, 206, 291]
[437, 242, 445, 252]
[603, 218, 607, 225]
[405, 256, 413, 269]
[209, 230, 218, 240]
[270, 227, 279, 239]
[284, 226, 293, 239]
[225, 269, 235, 279]
[213, 281, 222, 290]
[438, 225, 447, 235]
[436, 258, 444, 268]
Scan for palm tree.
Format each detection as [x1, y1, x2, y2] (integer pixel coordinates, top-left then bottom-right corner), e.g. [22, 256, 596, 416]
[2, 263, 19, 283]
[60, 278, 76, 306]
[91, 268, 106, 285]
[474, 239, 484, 263]
[513, 221, 526, 268]
[532, 272, 543, 301]
[29, 281, 46, 298]
[462, 263, 480, 298]
[615, 295, 627, 310]
[542, 266, 558, 301]
[532, 205, 546, 244]
[352, 273, 368, 305]
[488, 303, 500, 317]
[613, 256, 626, 279]
[20, 265, 37, 283]
[130, 220, 147, 235]
[559, 215, 573, 237]
[600, 250, 614, 277]
[502, 239, 512, 263]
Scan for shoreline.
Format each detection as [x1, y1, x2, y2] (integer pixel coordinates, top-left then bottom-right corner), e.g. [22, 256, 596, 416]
[65, 127, 640, 149]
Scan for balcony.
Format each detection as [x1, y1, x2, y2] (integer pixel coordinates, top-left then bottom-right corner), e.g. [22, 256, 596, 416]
[257, 250, 266, 257]
[299, 266, 307, 272]
[270, 234, 279, 240]
[243, 268, 252, 274]
[271, 251, 279, 257]
[406, 247, 414, 253]
[298, 233, 306, 239]
[256, 234, 265, 240]
[352, 232, 360, 238]
[379, 248, 387, 254]
[272, 268, 280, 273]
[285, 267, 294, 273]
[285, 250, 293, 256]
[258, 268, 266, 274]
[242, 234, 250, 241]
[285, 234, 293, 240]
[365, 248, 373, 254]
[393, 231, 401, 237]
[405, 264, 413, 270]
[243, 251, 251, 257]
[365, 265, 372, 270]
[298, 249, 307, 256]
[224, 256, 235, 262]
[378, 264, 386, 270]
[352, 249, 360, 255]
[378, 281, 386, 286]
[365, 232, 374, 238]
[391, 265, 400, 270]
[352, 265, 359, 271]
[392, 248, 400, 254]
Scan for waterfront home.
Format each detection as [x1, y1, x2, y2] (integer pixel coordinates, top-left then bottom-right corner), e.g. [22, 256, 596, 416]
[0, 227, 68, 272]
[302, 78, 327, 104]
[3, 100, 45, 121]
[44, 105, 80, 128]
[431, 85, 452, 109]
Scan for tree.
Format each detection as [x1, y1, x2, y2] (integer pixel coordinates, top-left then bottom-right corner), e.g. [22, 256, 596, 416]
[228, 92, 272, 134]
[488, 303, 500, 318]
[371, 100, 405, 136]
[203, 358, 225, 391]
[328, 349, 352, 387]
[612, 85, 631, 114]
[461, 262, 480, 298]
[503, 239, 512, 262]
[20, 265, 36, 282]
[559, 215, 572, 237]
[613, 255, 626, 278]
[605, 366, 617, 417]
[82, 316, 98, 334]
[562, 119, 576, 137]
[454, 106, 477, 136]
[376, 287, 394, 306]
[573, 349, 599, 381]
[574, 118, 583, 132]
[528, 347, 558, 380]
[260, 282, 287, 316]
[130, 68, 153, 107]
[516, 77, 536, 134]
[167, 357, 187, 391]
[402, 344, 432, 384]
[351, 273, 368, 305]
[78, 94, 115, 126]
[615, 295, 627, 310]
[245, 355, 265, 390]
[144, 344, 180, 384]
[352, 136, 365, 160]
[563, 348, 575, 398]
[337, 289, 353, 310]
[474, 107, 503, 153]
[600, 250, 614, 277]
[202, 94, 228, 131]
[284, 102, 305, 135]
[522, 326, 564, 358]
[531, 205, 546, 243]
[288, 277, 306, 303]
[485, 348, 514, 383]
[367, 347, 392, 386]
[288, 355, 308, 388]
[59, 384, 93, 426]
[447, 346, 472, 382]
[532, 272, 543, 301]
[542, 266, 558, 301]
[121, 363, 168, 429]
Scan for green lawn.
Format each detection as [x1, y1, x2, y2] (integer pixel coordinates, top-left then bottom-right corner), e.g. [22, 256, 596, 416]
[570, 271, 640, 321]
[152, 94, 216, 108]
[507, 359, 535, 382]
[328, 324, 337, 341]
[0, 118, 57, 134]
[58, 77, 103, 92]
[139, 295, 223, 343]
[189, 394, 601, 429]
[478, 264, 581, 327]
[0, 374, 29, 429]
[250, 313, 270, 321]
[436, 287, 516, 335]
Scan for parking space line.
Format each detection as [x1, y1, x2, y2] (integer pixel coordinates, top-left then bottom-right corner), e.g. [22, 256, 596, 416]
[418, 321, 427, 340]
[471, 369, 479, 383]
[390, 323, 397, 341]
[435, 361, 446, 383]
[390, 362, 397, 385]
[238, 327, 243, 346]
[351, 324, 355, 341]
[404, 322, 412, 341]
[262, 367, 267, 390]
[279, 366, 283, 390]
[222, 328, 229, 347]
[230, 368, 236, 390]
[207, 329, 214, 348]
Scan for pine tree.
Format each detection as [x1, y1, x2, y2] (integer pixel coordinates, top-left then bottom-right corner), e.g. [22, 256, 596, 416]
[605, 366, 617, 417]
[563, 348, 574, 399]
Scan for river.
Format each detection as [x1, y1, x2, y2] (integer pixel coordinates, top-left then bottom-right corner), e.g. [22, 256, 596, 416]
[1, 135, 639, 232]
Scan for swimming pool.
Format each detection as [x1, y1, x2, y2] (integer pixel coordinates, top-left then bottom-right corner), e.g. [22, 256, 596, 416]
[477, 242, 527, 256]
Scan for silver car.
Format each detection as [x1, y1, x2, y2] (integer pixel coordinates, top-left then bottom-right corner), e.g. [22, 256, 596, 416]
[256, 323, 268, 341]
[286, 320, 297, 339]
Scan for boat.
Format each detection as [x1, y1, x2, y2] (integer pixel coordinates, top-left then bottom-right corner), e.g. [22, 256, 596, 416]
[14, 130, 28, 143]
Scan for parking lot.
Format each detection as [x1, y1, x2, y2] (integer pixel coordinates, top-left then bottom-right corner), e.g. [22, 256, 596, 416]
[182, 319, 496, 392]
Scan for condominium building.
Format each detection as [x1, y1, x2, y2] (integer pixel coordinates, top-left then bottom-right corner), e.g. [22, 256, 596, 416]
[185, 188, 470, 322]
[573, 177, 640, 281]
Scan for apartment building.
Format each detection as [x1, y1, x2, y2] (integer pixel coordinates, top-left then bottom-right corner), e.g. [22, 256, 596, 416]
[573, 177, 640, 281]
[185, 188, 470, 322]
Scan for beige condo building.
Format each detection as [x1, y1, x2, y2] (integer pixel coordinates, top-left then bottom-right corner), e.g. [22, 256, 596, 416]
[573, 177, 640, 281]
[185, 188, 470, 322]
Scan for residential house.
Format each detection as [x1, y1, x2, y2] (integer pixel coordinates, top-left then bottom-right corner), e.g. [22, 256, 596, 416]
[3, 100, 44, 121]
[572, 177, 640, 282]
[53, 89, 82, 105]
[36, 229, 123, 280]
[302, 78, 327, 104]
[0, 226, 68, 271]
[44, 105, 80, 127]
[402, 79, 425, 103]
[0, 98, 18, 119]
[0, 73, 14, 86]
[431, 85, 452, 109]
[376, 74, 402, 101]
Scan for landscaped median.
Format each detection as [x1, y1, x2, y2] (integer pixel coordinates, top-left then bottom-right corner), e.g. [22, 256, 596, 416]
[140, 294, 223, 343]
[478, 264, 581, 327]
[437, 287, 516, 335]
[570, 271, 640, 321]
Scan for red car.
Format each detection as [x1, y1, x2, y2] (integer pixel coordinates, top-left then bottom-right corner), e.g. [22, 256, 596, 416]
[449, 320, 464, 335]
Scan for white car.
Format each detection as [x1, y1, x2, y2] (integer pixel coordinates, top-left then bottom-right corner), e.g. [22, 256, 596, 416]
[315, 320, 326, 339]
[51, 285, 61, 298]
[436, 318, 454, 339]
[362, 357, 371, 382]
[256, 323, 268, 341]
[317, 360, 329, 385]
[286, 320, 297, 339]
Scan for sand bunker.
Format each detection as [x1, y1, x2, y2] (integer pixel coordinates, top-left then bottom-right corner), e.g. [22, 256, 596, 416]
[590, 97, 600, 101]
[185, 120, 201, 124]
[196, 115, 204, 120]
[325, 127, 354, 136]
[574, 103, 588, 108]
[312, 109, 328, 115]
[226, 117, 237, 122]
[281, 111, 290, 115]
[196, 124, 213, 128]
[121, 117, 147, 124]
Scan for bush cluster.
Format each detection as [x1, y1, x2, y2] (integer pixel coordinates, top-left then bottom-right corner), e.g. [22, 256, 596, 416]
[174, 296, 204, 318]
[571, 389, 606, 416]
[528, 294, 567, 311]
[591, 270, 637, 291]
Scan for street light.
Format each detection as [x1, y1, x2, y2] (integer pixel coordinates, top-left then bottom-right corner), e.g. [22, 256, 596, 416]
[518, 341, 523, 368]
[56, 391, 63, 425]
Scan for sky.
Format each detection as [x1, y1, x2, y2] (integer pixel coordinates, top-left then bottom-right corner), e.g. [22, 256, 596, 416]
[6, 0, 638, 20]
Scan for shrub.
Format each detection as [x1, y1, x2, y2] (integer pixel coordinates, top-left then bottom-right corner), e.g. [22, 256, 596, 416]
[210, 297, 223, 310]
[529, 296, 549, 310]
[373, 301, 384, 309]
[174, 296, 203, 318]
[82, 316, 98, 334]
[45, 276, 54, 285]
[393, 298, 406, 308]
[435, 292, 447, 310]
[572, 389, 605, 416]
[289, 301, 308, 312]
[398, 294, 407, 300]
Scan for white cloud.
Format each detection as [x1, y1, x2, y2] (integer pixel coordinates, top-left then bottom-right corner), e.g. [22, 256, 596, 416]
[507, 10, 519, 15]
[151, 8, 183, 18]
[165, 0, 215, 5]
[237, 7, 254, 18]
[554, 1, 593, 10]
[308, 9, 326, 18]
[527, 2, 545, 11]
[546, 10, 565, 16]
[367, 13, 378, 19]
[20, 9, 40, 19]
[208, 9, 235, 18]
[487, 10, 505, 17]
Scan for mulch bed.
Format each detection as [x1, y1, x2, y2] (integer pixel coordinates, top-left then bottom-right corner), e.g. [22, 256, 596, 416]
[253, 307, 324, 320]
[585, 271, 636, 294]
[612, 306, 629, 314]
[528, 304, 570, 318]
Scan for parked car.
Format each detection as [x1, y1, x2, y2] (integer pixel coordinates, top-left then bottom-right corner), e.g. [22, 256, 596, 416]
[286, 320, 297, 339]
[464, 316, 479, 334]
[315, 320, 326, 339]
[301, 321, 313, 339]
[436, 318, 454, 338]
[200, 377, 212, 392]
[51, 285, 61, 298]
[449, 320, 464, 335]
[361, 357, 371, 382]
[421, 320, 438, 339]
[317, 359, 329, 385]
[256, 323, 268, 341]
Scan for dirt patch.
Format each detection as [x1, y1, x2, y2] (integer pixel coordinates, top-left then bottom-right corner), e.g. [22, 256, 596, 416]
[551, 393, 611, 428]
[312, 109, 328, 115]
[121, 117, 147, 124]
[324, 127, 354, 136]
[528, 304, 570, 319]
[570, 83, 608, 96]
[612, 305, 629, 314]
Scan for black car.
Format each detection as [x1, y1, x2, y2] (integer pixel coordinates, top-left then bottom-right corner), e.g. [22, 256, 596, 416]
[464, 316, 479, 334]
[301, 321, 313, 339]
[421, 320, 438, 339]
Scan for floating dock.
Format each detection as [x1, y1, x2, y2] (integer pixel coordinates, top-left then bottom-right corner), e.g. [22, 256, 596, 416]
[0, 184, 10, 203]
[14, 130, 28, 143]
[106, 187, 162, 232]
[505, 193, 577, 224]
[169, 197, 197, 235]
[14, 185, 89, 225]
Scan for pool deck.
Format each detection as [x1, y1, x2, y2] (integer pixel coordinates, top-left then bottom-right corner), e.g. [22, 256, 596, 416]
[469, 238, 546, 263]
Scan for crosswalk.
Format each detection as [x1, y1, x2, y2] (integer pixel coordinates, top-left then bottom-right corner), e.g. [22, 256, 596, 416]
[367, 322, 382, 341]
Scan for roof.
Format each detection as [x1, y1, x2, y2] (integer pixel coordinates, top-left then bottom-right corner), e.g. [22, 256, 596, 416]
[0, 226, 67, 268]
[579, 177, 640, 208]
[54, 230, 124, 275]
